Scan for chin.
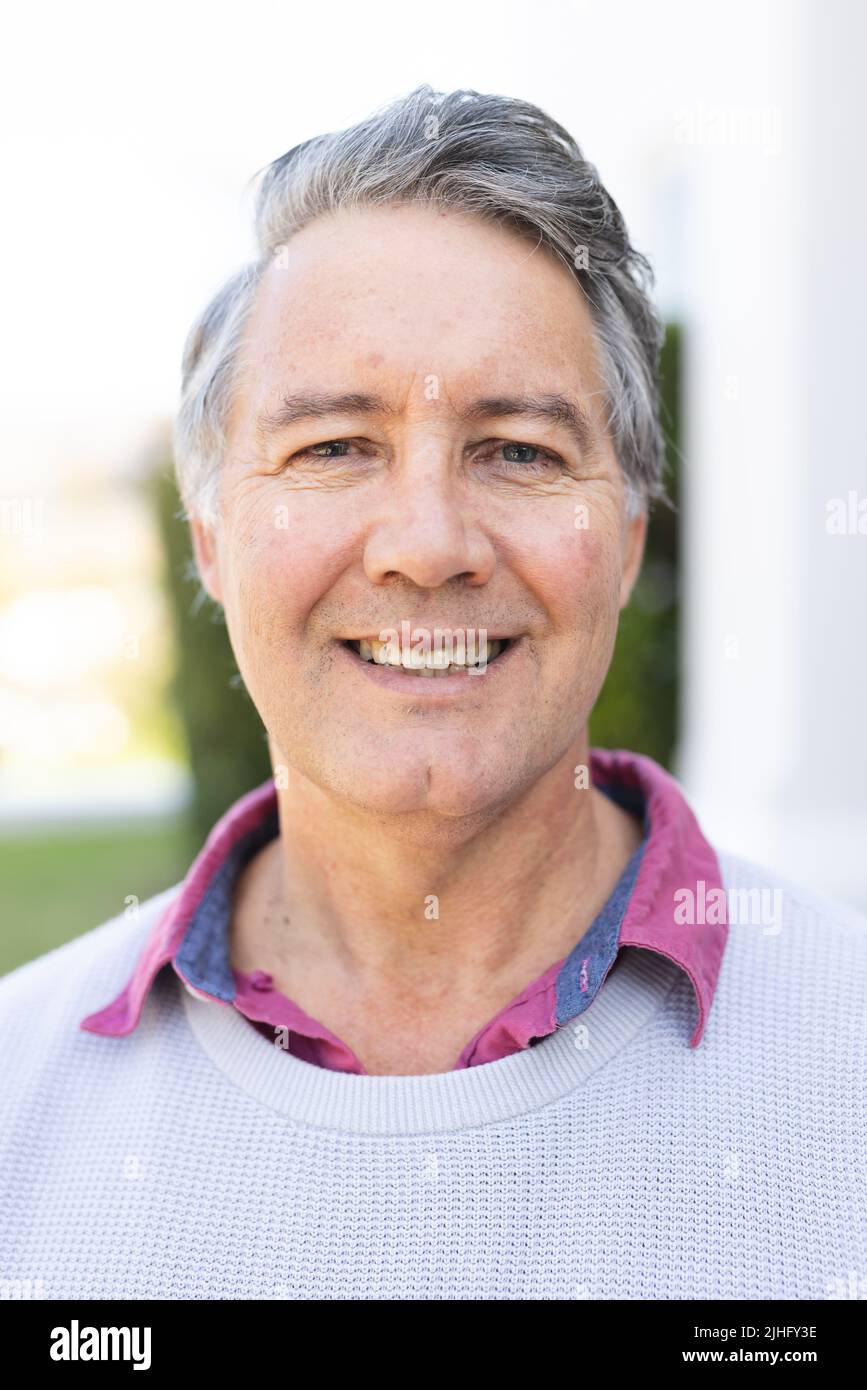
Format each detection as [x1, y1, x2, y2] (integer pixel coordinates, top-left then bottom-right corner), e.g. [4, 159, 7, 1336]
[328, 749, 514, 824]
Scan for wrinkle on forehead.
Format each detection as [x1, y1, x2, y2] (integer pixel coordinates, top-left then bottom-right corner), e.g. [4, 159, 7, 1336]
[231, 203, 609, 446]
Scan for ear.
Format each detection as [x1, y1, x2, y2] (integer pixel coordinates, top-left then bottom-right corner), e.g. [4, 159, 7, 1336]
[189, 516, 225, 604]
[619, 508, 648, 610]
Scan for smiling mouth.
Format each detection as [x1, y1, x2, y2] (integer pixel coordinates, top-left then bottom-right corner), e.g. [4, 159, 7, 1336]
[341, 637, 513, 676]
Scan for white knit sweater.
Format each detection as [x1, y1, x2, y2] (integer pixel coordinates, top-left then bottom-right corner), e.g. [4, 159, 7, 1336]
[1, 848, 865, 1300]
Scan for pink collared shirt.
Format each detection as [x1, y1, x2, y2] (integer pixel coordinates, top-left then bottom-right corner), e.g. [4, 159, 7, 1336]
[81, 748, 728, 1069]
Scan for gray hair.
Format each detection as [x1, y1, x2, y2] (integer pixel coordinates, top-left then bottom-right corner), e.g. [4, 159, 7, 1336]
[174, 83, 668, 530]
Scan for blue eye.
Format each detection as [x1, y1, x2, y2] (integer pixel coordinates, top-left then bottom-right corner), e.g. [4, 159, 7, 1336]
[502, 443, 540, 463]
[300, 440, 353, 459]
[496, 441, 564, 470]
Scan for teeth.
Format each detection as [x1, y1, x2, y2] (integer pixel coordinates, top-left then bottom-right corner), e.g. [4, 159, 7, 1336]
[424, 649, 451, 669]
[352, 638, 504, 673]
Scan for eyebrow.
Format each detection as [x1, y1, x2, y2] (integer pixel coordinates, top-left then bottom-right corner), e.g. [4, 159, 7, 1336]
[256, 389, 598, 457]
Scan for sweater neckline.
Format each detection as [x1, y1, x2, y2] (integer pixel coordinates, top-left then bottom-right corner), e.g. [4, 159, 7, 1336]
[180, 944, 682, 1135]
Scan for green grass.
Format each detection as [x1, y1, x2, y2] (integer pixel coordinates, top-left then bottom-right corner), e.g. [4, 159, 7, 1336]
[0, 817, 199, 976]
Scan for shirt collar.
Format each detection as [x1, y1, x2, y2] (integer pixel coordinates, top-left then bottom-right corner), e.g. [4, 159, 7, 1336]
[80, 748, 727, 1049]
[589, 748, 728, 1046]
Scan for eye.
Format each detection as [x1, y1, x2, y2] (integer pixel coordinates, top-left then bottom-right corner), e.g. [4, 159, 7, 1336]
[485, 440, 566, 471]
[503, 442, 542, 464]
[290, 439, 356, 462]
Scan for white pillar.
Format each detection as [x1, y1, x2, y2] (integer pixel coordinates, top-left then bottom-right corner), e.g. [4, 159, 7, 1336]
[675, 0, 867, 909]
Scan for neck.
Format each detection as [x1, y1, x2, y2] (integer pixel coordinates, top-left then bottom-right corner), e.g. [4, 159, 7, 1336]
[229, 736, 643, 1073]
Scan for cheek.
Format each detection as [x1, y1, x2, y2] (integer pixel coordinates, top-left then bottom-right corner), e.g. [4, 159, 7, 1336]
[522, 520, 622, 633]
[225, 494, 354, 641]
[576, 527, 623, 614]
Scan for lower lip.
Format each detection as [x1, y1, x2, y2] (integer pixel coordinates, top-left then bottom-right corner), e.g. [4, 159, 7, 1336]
[335, 639, 521, 696]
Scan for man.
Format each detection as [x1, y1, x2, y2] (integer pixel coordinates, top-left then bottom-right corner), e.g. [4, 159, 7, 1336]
[2, 85, 865, 1302]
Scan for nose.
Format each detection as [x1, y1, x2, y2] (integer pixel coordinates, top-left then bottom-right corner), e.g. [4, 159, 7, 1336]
[362, 463, 496, 589]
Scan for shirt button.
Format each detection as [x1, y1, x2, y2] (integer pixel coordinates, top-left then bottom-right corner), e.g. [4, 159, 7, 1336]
[249, 970, 274, 993]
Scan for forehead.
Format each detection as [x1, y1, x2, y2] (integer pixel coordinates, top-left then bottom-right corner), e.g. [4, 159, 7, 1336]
[238, 204, 605, 412]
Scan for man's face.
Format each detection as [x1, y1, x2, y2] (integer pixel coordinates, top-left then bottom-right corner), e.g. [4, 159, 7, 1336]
[192, 203, 646, 823]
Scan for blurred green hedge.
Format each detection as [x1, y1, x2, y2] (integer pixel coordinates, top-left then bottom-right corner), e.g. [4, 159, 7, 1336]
[152, 322, 681, 841]
[590, 320, 681, 763]
[150, 476, 272, 846]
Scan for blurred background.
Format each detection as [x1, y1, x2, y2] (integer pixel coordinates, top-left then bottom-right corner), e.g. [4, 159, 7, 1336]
[2, 0, 865, 973]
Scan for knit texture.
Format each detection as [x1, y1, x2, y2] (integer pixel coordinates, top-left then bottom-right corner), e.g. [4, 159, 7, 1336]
[1, 849, 865, 1300]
